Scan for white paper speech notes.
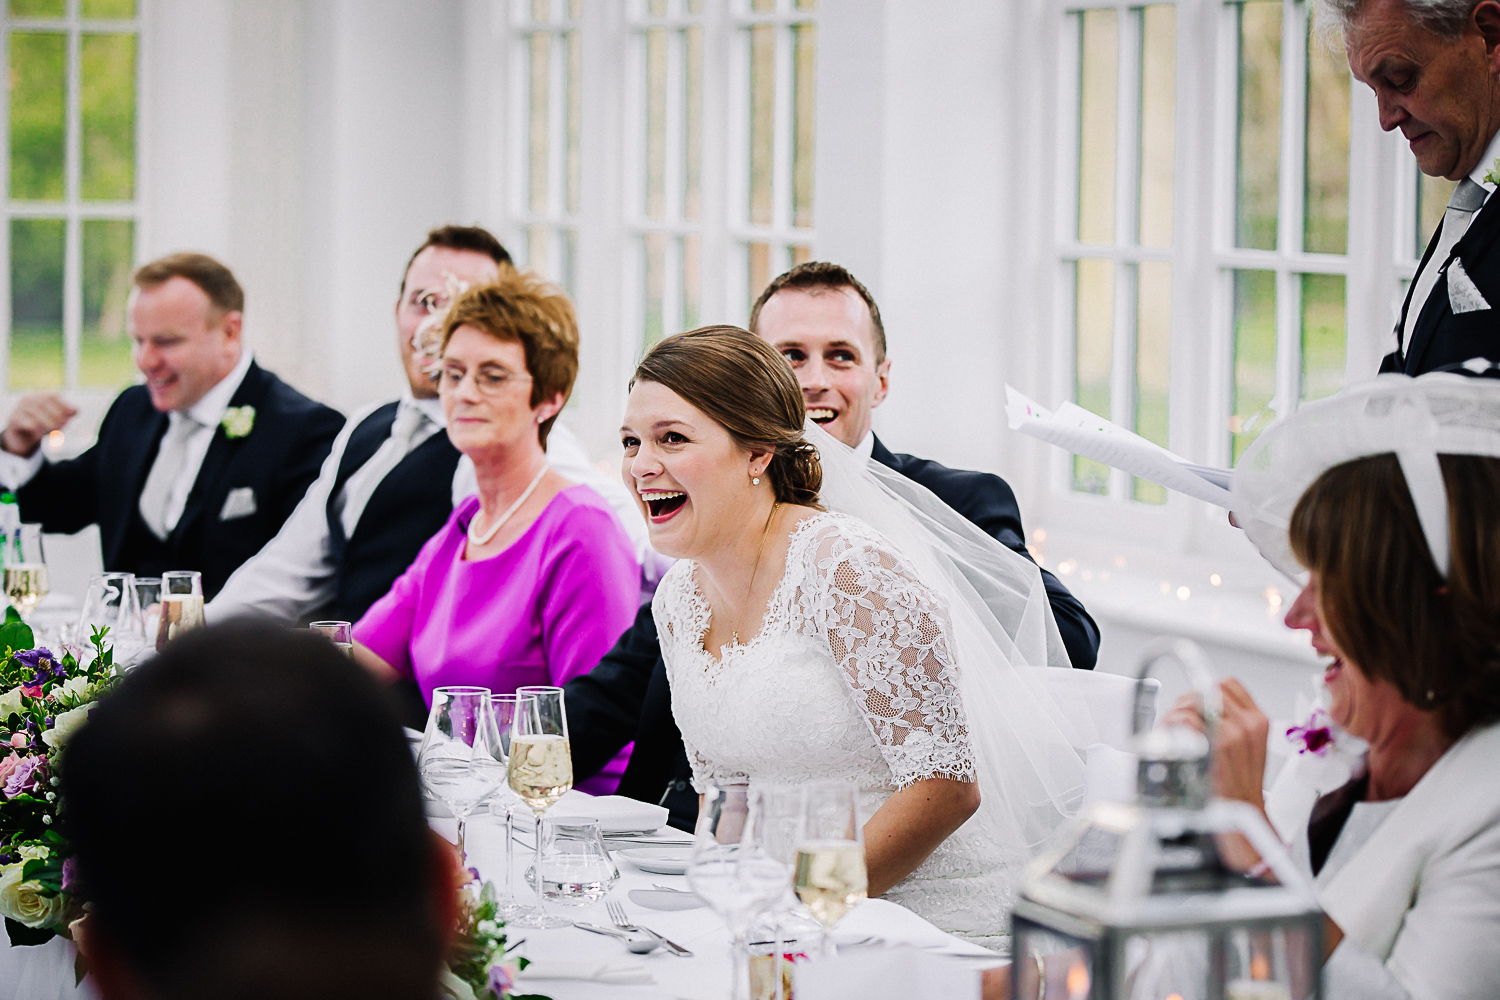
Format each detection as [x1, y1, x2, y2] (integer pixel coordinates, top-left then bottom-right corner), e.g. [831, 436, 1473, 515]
[1448, 259, 1491, 315]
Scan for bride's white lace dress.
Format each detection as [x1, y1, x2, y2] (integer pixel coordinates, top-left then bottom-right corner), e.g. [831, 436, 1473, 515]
[654, 510, 1019, 945]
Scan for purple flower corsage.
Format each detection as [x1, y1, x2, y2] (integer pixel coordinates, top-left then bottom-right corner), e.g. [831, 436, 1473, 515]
[1287, 708, 1335, 756]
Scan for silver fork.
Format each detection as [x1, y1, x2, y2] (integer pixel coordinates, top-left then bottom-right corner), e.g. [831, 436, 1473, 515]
[606, 899, 693, 957]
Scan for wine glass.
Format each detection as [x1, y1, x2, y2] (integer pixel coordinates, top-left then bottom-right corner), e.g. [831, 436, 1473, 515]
[484, 692, 526, 917]
[417, 686, 507, 867]
[309, 621, 353, 654]
[688, 783, 795, 1000]
[794, 781, 868, 958]
[156, 571, 204, 650]
[507, 686, 573, 929]
[4, 524, 48, 620]
[77, 572, 144, 661]
[133, 578, 162, 648]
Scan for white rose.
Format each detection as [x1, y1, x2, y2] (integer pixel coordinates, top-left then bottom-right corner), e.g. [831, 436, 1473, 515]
[0, 863, 64, 930]
[41, 705, 90, 750]
[52, 677, 88, 702]
[0, 687, 21, 721]
[16, 845, 48, 862]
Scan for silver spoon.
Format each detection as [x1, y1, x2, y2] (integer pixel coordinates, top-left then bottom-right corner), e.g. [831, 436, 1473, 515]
[573, 922, 657, 954]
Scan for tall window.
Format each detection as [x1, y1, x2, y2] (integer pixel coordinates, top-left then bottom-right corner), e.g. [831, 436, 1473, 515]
[1223, 0, 1350, 462]
[4, 0, 139, 392]
[735, 0, 816, 313]
[1062, 4, 1177, 503]
[630, 0, 704, 348]
[511, 0, 581, 294]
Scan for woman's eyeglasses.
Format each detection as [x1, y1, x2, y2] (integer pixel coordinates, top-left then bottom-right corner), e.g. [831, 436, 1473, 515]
[440, 365, 534, 395]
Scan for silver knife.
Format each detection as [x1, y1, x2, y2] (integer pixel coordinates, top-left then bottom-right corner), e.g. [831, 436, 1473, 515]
[630, 922, 694, 957]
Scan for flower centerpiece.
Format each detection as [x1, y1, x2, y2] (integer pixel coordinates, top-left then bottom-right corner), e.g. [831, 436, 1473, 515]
[440, 878, 548, 1000]
[0, 612, 118, 947]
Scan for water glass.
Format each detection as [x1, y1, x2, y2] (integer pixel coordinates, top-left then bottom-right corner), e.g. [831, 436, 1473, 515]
[309, 621, 353, 654]
[485, 693, 525, 915]
[156, 571, 204, 650]
[689, 783, 795, 1000]
[536, 818, 619, 905]
[133, 578, 162, 646]
[77, 572, 144, 661]
[794, 782, 868, 957]
[417, 686, 507, 865]
[3, 525, 48, 620]
[508, 686, 573, 929]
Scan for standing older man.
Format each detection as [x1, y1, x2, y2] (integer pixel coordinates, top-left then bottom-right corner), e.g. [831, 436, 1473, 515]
[208, 225, 647, 628]
[0, 253, 343, 598]
[1327, 0, 1500, 373]
[565, 262, 1100, 829]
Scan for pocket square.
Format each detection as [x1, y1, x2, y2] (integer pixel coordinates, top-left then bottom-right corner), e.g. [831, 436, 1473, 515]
[219, 486, 257, 521]
[1448, 259, 1491, 314]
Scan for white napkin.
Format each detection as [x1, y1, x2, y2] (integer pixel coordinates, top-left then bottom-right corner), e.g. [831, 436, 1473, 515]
[547, 790, 669, 834]
[516, 957, 654, 984]
[796, 946, 980, 1000]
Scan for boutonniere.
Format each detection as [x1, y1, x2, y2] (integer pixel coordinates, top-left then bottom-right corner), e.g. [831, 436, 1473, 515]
[1485, 157, 1500, 187]
[221, 406, 256, 439]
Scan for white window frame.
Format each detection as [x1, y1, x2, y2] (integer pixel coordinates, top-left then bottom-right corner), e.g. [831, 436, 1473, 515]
[0, 0, 144, 394]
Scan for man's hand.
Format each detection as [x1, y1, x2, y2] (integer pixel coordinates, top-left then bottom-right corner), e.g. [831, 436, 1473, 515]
[2, 393, 76, 457]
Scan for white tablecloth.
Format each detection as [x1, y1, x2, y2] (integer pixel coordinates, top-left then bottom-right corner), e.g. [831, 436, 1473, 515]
[454, 804, 1004, 1000]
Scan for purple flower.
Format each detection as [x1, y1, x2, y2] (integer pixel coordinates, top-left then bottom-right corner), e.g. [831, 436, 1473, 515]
[12, 650, 48, 670]
[486, 963, 515, 999]
[3, 755, 45, 798]
[61, 857, 78, 892]
[1287, 709, 1336, 757]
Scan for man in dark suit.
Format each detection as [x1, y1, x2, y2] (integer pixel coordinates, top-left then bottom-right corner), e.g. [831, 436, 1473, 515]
[0, 253, 343, 599]
[1335, 0, 1500, 374]
[567, 261, 1100, 829]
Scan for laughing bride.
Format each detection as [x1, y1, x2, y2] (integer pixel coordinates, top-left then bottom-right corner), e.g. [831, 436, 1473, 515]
[619, 326, 1088, 947]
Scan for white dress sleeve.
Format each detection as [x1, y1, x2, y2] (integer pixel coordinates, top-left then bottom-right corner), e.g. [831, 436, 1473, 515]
[803, 518, 976, 789]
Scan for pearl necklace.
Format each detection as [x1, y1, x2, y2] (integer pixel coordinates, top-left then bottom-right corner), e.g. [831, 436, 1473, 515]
[467, 463, 549, 547]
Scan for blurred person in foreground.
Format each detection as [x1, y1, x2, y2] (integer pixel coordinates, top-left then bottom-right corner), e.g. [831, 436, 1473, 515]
[0, 253, 343, 598]
[64, 622, 458, 1000]
[209, 224, 647, 629]
[353, 273, 639, 794]
[985, 374, 1500, 999]
[565, 261, 1098, 830]
[1323, 0, 1500, 374]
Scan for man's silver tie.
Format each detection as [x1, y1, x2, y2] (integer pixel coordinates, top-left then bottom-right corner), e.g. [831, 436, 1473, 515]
[339, 403, 431, 537]
[138, 413, 202, 541]
[1402, 177, 1490, 354]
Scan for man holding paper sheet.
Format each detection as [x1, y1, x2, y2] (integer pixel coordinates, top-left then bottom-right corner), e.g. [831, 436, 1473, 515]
[1321, 0, 1500, 375]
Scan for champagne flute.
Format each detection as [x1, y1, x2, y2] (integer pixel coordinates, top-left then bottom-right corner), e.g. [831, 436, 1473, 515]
[77, 572, 144, 661]
[688, 783, 795, 1000]
[484, 692, 526, 917]
[507, 686, 573, 929]
[156, 571, 204, 650]
[417, 686, 506, 866]
[133, 578, 162, 650]
[794, 782, 868, 958]
[4, 525, 48, 620]
[309, 621, 353, 654]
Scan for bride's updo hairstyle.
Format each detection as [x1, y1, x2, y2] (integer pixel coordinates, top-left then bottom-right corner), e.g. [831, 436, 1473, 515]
[633, 326, 823, 509]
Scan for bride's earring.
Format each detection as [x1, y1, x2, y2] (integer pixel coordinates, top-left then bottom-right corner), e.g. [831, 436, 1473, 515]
[751, 475, 761, 486]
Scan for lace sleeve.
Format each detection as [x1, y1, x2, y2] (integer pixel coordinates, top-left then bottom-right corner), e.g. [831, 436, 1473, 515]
[803, 518, 977, 788]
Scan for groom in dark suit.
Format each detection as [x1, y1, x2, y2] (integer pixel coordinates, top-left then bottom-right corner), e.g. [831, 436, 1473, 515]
[567, 261, 1099, 828]
[0, 253, 343, 599]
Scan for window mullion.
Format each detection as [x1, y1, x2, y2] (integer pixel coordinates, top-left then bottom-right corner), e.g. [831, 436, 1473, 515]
[63, 20, 81, 391]
[1275, 0, 1306, 412]
[1109, 8, 1143, 501]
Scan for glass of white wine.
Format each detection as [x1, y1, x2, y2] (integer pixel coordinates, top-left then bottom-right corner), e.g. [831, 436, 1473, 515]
[156, 571, 204, 650]
[688, 784, 795, 1000]
[794, 781, 868, 958]
[4, 525, 48, 621]
[309, 621, 353, 654]
[507, 686, 573, 929]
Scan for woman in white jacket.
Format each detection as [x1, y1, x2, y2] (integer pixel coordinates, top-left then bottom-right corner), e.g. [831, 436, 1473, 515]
[1164, 376, 1500, 1000]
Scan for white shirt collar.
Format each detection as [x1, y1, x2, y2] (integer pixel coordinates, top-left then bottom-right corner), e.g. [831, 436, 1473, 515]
[182, 349, 253, 428]
[1468, 128, 1500, 193]
[853, 431, 875, 460]
[408, 392, 446, 427]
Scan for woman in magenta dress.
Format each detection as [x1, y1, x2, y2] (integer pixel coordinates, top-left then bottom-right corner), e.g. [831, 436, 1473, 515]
[355, 272, 639, 794]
